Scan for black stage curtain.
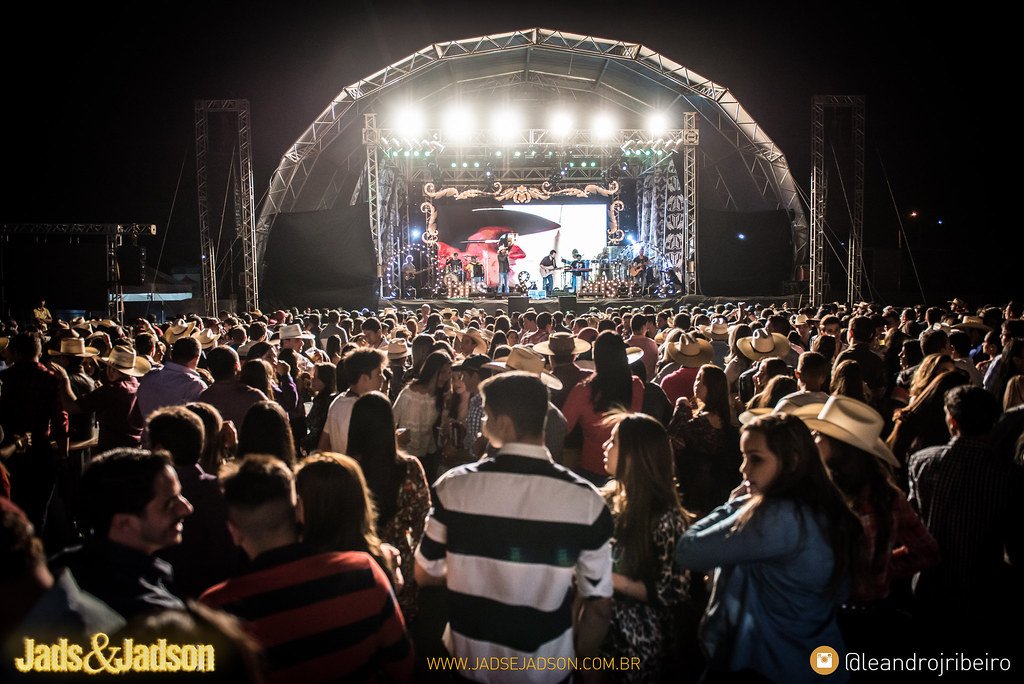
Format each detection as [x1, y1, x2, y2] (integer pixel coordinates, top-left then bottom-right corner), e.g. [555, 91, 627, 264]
[697, 209, 793, 295]
[262, 203, 379, 310]
[1, 236, 108, 317]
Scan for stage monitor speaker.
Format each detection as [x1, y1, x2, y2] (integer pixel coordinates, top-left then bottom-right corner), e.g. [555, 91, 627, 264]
[508, 296, 529, 314]
[558, 295, 577, 312]
[116, 246, 146, 286]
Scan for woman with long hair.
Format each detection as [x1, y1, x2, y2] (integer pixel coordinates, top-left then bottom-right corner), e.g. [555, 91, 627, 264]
[236, 400, 296, 467]
[393, 350, 452, 482]
[294, 452, 396, 586]
[808, 396, 939, 652]
[302, 362, 337, 453]
[347, 391, 430, 621]
[185, 401, 233, 473]
[831, 359, 869, 404]
[668, 364, 742, 517]
[908, 353, 955, 399]
[563, 331, 645, 486]
[599, 412, 690, 683]
[887, 368, 971, 473]
[675, 413, 863, 683]
[238, 359, 273, 399]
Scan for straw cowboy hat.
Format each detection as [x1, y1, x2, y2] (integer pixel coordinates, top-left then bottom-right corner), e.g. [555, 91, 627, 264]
[484, 345, 563, 390]
[666, 333, 714, 368]
[533, 332, 592, 356]
[387, 339, 412, 360]
[277, 323, 314, 341]
[801, 395, 899, 468]
[192, 328, 220, 350]
[700, 317, 730, 341]
[736, 328, 790, 362]
[48, 337, 99, 358]
[952, 316, 991, 333]
[100, 345, 151, 378]
[456, 327, 491, 354]
[578, 345, 645, 371]
[164, 320, 196, 344]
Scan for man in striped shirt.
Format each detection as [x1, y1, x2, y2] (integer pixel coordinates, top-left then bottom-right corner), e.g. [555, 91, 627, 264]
[415, 372, 613, 684]
[201, 455, 413, 683]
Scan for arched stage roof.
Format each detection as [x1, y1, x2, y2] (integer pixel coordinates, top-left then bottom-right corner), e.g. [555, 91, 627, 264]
[257, 28, 808, 265]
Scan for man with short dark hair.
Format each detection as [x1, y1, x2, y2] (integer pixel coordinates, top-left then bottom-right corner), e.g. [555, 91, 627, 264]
[137, 335, 207, 420]
[201, 455, 413, 683]
[50, 448, 192, 618]
[318, 348, 386, 453]
[415, 372, 613, 683]
[908, 385, 1022, 646]
[834, 316, 886, 404]
[776, 351, 831, 410]
[198, 345, 268, 429]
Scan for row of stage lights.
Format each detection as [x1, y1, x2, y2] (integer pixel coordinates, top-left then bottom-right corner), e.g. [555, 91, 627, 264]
[390, 107, 674, 141]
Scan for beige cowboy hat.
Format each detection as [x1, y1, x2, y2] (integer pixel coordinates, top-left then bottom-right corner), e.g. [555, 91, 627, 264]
[801, 395, 898, 468]
[736, 328, 790, 362]
[484, 345, 563, 390]
[456, 327, 491, 354]
[48, 337, 100, 358]
[577, 346, 645, 371]
[533, 331, 592, 356]
[952, 316, 991, 333]
[164, 320, 196, 344]
[192, 328, 220, 350]
[791, 313, 817, 326]
[277, 323, 315, 341]
[387, 339, 412, 360]
[666, 333, 714, 368]
[100, 345, 151, 378]
[738, 400, 825, 426]
[700, 317, 730, 341]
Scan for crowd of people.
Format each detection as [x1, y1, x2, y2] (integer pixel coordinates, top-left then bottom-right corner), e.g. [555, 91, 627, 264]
[1, 296, 1022, 683]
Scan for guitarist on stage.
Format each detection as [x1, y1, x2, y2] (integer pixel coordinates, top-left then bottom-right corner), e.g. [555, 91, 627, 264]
[630, 249, 651, 294]
[539, 249, 559, 292]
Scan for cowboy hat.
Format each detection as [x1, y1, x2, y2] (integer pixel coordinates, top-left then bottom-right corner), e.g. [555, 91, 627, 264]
[164, 320, 196, 344]
[666, 333, 714, 368]
[192, 328, 220, 350]
[801, 395, 898, 468]
[387, 339, 412, 360]
[533, 332, 591, 356]
[100, 345, 151, 378]
[952, 316, 991, 333]
[278, 323, 314, 341]
[48, 337, 99, 358]
[456, 327, 491, 354]
[736, 328, 790, 362]
[483, 345, 563, 390]
[700, 317, 730, 341]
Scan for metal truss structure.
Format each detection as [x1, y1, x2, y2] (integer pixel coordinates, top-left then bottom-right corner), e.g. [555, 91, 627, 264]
[811, 95, 865, 306]
[0, 223, 156, 322]
[256, 28, 807, 296]
[195, 100, 258, 316]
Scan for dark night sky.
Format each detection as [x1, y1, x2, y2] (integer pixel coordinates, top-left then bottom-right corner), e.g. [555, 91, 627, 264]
[5, 1, 1015, 303]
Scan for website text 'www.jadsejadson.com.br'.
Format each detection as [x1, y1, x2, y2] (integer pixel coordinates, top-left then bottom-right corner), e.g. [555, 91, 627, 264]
[427, 655, 642, 674]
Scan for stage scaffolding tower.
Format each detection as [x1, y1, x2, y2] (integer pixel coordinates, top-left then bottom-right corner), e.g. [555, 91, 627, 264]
[195, 99, 259, 315]
[810, 95, 865, 306]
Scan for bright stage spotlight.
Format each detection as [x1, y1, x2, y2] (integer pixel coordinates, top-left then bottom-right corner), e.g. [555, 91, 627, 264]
[646, 113, 668, 135]
[592, 113, 617, 139]
[393, 107, 425, 137]
[443, 106, 475, 143]
[550, 111, 573, 137]
[491, 109, 521, 140]
[411, 228, 422, 240]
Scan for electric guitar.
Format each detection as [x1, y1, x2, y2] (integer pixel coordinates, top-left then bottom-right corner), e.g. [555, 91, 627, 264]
[403, 267, 429, 281]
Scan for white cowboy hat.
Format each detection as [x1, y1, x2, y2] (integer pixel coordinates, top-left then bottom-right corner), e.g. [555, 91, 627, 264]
[164, 320, 196, 344]
[100, 345, 151, 378]
[736, 328, 790, 362]
[192, 328, 221, 350]
[278, 323, 314, 341]
[48, 337, 100, 358]
[455, 327, 491, 354]
[952, 316, 991, 333]
[666, 333, 714, 368]
[801, 395, 898, 468]
[483, 345, 563, 390]
[387, 339, 412, 360]
[700, 317, 730, 341]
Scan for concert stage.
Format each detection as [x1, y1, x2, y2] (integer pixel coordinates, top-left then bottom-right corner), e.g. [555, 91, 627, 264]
[386, 293, 800, 315]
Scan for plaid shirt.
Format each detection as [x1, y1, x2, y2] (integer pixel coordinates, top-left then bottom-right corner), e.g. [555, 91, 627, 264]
[463, 392, 483, 452]
[851, 485, 940, 602]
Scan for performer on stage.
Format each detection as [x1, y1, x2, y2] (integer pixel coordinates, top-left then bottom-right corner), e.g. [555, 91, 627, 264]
[631, 249, 651, 293]
[402, 255, 426, 296]
[445, 252, 465, 282]
[539, 249, 559, 292]
[497, 244, 511, 293]
[569, 249, 587, 292]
